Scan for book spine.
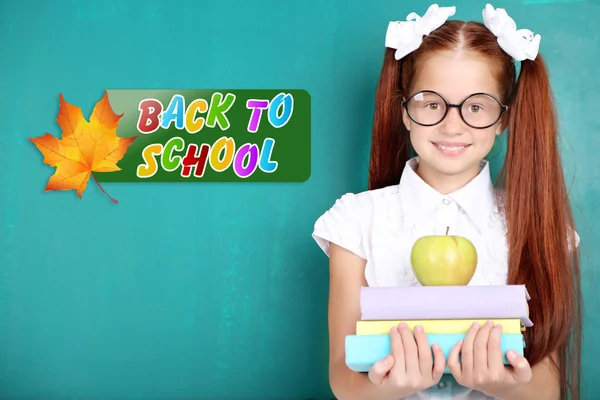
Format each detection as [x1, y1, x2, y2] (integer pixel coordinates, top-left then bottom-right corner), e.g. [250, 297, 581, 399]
[360, 286, 529, 324]
[356, 319, 523, 335]
[345, 333, 525, 374]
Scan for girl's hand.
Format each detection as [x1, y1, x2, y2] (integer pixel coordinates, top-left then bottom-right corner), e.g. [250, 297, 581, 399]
[367, 323, 446, 398]
[447, 321, 533, 399]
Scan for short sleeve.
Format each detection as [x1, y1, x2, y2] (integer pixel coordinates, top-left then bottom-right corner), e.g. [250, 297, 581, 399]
[312, 193, 367, 260]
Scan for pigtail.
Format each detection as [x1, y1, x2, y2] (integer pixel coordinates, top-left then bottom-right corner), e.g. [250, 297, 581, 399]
[368, 48, 412, 190]
[500, 55, 582, 400]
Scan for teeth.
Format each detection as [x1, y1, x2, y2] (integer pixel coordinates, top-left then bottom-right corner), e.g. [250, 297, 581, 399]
[437, 144, 467, 151]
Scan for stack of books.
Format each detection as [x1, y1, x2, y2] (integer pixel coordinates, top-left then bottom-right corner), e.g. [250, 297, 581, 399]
[345, 285, 532, 373]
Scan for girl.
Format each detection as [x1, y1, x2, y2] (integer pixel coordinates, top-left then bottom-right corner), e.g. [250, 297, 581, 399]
[312, 4, 582, 400]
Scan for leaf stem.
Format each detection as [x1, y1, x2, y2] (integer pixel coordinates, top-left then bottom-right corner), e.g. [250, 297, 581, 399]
[92, 173, 118, 204]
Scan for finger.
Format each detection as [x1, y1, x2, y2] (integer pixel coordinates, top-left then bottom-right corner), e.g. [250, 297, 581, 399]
[506, 350, 533, 383]
[474, 320, 494, 371]
[389, 325, 405, 374]
[447, 340, 463, 380]
[368, 354, 395, 385]
[431, 343, 446, 382]
[413, 325, 432, 376]
[488, 323, 504, 373]
[398, 322, 419, 375]
[461, 322, 480, 374]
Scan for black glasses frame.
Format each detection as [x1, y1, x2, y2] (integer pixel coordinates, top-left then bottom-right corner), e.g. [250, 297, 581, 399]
[401, 90, 509, 129]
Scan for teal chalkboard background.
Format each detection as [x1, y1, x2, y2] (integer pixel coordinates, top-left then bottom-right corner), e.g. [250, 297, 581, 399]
[0, 0, 598, 399]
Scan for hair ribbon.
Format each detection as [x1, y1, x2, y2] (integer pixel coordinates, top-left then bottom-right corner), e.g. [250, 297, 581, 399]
[482, 4, 541, 61]
[385, 3, 542, 62]
[385, 4, 456, 60]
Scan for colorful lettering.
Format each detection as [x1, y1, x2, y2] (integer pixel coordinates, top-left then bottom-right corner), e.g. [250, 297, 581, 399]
[206, 92, 236, 130]
[209, 136, 235, 172]
[181, 144, 210, 178]
[246, 99, 269, 133]
[132, 92, 291, 179]
[185, 99, 209, 134]
[137, 143, 163, 178]
[137, 99, 163, 134]
[137, 93, 240, 134]
[259, 138, 277, 173]
[161, 94, 185, 130]
[161, 137, 185, 172]
[135, 136, 279, 179]
[234, 143, 259, 178]
[268, 93, 293, 128]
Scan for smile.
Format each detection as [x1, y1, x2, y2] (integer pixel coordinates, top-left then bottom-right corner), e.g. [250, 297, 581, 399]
[432, 142, 472, 156]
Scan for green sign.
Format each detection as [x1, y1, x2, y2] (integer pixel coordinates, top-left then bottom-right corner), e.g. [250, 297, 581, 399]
[95, 89, 311, 182]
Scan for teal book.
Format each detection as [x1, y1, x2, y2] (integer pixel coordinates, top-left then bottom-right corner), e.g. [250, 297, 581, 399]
[346, 333, 526, 374]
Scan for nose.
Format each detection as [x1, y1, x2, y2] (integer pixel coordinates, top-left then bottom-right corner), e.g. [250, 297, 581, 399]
[440, 106, 466, 135]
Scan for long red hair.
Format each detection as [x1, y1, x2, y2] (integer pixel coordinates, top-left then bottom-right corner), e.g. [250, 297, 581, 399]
[369, 20, 582, 400]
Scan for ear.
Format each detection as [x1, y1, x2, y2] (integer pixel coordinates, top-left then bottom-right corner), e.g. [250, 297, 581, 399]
[402, 101, 411, 131]
[496, 106, 510, 135]
[495, 124, 504, 136]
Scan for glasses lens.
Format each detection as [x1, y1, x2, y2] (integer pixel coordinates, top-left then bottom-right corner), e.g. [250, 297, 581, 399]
[462, 94, 503, 128]
[406, 92, 446, 125]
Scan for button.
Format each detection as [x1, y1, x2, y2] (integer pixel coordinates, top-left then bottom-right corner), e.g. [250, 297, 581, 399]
[437, 381, 447, 389]
[442, 198, 451, 205]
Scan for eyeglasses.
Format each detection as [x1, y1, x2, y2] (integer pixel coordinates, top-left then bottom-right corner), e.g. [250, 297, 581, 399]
[402, 90, 508, 129]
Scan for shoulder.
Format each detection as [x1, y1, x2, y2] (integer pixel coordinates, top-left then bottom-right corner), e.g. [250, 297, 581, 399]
[311, 185, 400, 259]
[314, 184, 400, 226]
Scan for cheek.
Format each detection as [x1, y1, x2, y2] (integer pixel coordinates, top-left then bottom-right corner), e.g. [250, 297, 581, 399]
[474, 131, 498, 150]
[409, 129, 434, 151]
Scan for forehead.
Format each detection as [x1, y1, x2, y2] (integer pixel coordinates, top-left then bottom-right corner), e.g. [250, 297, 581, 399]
[410, 50, 501, 102]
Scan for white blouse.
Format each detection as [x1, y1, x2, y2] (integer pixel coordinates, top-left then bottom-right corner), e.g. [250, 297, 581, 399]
[312, 156, 579, 399]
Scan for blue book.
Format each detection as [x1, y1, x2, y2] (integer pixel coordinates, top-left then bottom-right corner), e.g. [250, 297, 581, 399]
[346, 333, 525, 374]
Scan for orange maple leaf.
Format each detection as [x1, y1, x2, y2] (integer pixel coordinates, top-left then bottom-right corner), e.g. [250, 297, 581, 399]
[29, 90, 136, 204]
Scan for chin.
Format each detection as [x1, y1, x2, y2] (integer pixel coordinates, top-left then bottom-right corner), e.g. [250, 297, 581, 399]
[420, 154, 480, 177]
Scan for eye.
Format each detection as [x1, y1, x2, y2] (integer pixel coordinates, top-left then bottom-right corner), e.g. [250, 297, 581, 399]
[467, 104, 483, 113]
[425, 102, 441, 110]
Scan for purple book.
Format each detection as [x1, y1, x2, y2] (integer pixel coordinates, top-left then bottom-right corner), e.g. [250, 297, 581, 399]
[360, 285, 533, 327]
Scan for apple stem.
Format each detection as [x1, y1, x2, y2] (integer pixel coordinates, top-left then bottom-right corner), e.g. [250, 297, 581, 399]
[92, 173, 119, 204]
[446, 226, 450, 235]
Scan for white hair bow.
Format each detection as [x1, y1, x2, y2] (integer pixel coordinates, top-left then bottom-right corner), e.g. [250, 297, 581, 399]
[385, 4, 456, 60]
[482, 3, 541, 61]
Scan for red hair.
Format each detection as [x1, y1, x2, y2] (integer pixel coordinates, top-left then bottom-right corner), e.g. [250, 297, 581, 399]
[369, 20, 582, 400]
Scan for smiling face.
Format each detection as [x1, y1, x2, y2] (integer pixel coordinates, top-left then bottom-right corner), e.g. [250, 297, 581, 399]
[402, 50, 506, 184]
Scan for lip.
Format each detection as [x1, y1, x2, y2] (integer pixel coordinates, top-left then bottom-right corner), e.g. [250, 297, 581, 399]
[431, 141, 471, 157]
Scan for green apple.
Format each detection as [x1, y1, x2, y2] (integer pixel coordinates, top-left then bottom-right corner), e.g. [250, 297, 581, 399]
[410, 227, 478, 286]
